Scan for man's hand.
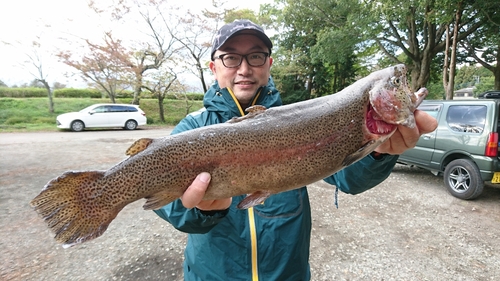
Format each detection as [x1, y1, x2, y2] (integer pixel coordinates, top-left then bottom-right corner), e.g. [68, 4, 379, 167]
[180, 172, 232, 211]
[375, 110, 438, 155]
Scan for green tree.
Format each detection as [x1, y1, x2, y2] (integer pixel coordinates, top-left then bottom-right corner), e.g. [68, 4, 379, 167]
[460, 0, 500, 90]
[264, 0, 361, 103]
[367, 0, 486, 91]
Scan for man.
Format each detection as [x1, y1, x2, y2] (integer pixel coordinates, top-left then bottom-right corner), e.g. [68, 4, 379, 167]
[154, 20, 437, 280]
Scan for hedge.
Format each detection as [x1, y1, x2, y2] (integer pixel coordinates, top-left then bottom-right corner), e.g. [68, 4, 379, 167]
[0, 87, 47, 98]
[54, 88, 104, 98]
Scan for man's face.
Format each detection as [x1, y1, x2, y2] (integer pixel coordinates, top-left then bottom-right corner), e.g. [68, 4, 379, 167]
[209, 34, 273, 107]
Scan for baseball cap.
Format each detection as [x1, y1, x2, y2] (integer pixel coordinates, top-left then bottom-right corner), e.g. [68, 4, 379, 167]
[211, 19, 273, 60]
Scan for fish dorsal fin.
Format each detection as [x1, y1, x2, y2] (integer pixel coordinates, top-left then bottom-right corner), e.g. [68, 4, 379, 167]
[126, 138, 154, 156]
[227, 105, 267, 123]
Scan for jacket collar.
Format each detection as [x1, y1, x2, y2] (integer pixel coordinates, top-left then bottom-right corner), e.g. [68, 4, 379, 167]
[203, 78, 282, 121]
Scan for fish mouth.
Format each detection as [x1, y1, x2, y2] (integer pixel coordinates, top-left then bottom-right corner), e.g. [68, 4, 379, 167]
[366, 104, 397, 135]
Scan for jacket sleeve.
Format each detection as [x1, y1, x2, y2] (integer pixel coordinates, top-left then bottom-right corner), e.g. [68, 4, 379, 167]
[323, 154, 399, 195]
[153, 112, 229, 234]
[154, 200, 229, 234]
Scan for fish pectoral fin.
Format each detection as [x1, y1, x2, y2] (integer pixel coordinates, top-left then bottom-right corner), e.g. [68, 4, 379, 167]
[126, 138, 154, 156]
[226, 105, 267, 123]
[341, 140, 378, 167]
[236, 191, 272, 209]
[143, 191, 179, 210]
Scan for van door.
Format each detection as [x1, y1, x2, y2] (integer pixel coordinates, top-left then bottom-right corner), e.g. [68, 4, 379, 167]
[399, 103, 442, 165]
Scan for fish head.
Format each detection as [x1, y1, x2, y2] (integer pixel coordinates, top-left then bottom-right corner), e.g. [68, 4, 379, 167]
[368, 64, 428, 129]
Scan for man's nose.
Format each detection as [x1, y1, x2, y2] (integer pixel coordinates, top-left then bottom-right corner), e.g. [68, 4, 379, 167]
[237, 57, 252, 75]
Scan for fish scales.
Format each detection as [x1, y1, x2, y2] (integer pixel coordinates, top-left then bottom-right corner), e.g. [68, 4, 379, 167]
[30, 64, 428, 247]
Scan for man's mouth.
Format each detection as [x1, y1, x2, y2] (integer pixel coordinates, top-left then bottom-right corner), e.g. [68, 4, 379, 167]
[235, 81, 255, 85]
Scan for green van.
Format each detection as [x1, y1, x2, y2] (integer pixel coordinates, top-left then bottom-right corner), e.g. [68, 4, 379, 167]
[398, 99, 500, 199]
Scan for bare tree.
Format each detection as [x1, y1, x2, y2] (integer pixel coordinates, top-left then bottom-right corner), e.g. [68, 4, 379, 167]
[25, 39, 54, 113]
[86, 0, 184, 105]
[162, 4, 227, 93]
[127, 10, 181, 105]
[59, 33, 131, 103]
[142, 66, 178, 123]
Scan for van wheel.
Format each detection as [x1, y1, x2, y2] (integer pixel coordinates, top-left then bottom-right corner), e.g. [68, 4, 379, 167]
[124, 120, 137, 130]
[443, 159, 483, 200]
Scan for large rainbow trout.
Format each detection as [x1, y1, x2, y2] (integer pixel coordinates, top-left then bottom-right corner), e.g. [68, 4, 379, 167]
[31, 64, 428, 247]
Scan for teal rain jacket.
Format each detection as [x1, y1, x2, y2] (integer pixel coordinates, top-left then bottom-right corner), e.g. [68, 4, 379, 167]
[154, 79, 398, 281]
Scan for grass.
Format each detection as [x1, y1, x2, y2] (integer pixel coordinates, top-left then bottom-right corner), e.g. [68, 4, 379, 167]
[0, 97, 204, 132]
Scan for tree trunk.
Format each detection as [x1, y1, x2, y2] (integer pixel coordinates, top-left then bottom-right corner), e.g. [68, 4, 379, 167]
[132, 78, 142, 105]
[443, 25, 451, 100]
[495, 43, 500, 90]
[196, 60, 208, 93]
[158, 95, 165, 123]
[444, 5, 463, 100]
[39, 79, 54, 113]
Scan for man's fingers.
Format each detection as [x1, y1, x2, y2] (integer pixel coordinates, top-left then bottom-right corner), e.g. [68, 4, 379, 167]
[181, 172, 211, 209]
[414, 110, 438, 134]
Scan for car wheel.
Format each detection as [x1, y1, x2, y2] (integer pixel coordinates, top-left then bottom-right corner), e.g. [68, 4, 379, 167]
[443, 158, 483, 200]
[124, 120, 138, 130]
[70, 120, 85, 132]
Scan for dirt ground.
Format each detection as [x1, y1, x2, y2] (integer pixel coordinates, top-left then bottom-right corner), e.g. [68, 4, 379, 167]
[1, 128, 500, 281]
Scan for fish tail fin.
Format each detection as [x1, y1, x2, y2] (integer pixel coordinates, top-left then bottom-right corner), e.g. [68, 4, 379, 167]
[30, 171, 120, 248]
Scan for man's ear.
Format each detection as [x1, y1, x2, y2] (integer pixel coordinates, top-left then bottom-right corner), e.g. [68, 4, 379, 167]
[209, 61, 216, 74]
[269, 57, 273, 67]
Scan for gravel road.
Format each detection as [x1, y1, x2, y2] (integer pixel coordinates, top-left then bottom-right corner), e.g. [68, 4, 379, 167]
[1, 128, 500, 280]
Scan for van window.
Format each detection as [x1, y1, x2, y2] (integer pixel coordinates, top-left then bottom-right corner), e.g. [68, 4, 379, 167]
[446, 105, 486, 134]
[419, 104, 442, 119]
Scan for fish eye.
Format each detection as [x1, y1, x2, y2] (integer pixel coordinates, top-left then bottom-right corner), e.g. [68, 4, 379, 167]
[390, 77, 400, 87]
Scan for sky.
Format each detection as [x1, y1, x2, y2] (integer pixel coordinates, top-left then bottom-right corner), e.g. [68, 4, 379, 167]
[0, 0, 273, 89]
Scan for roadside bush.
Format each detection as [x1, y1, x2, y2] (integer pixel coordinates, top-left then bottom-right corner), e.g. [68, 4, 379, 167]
[0, 87, 47, 98]
[4, 116, 31, 125]
[165, 93, 204, 100]
[53, 88, 103, 98]
[33, 117, 55, 124]
[116, 91, 135, 99]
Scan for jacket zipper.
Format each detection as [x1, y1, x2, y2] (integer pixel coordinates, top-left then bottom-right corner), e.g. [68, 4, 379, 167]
[248, 207, 259, 281]
[227, 87, 262, 280]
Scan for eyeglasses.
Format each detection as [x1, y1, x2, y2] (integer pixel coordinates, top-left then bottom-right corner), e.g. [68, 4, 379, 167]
[214, 52, 269, 68]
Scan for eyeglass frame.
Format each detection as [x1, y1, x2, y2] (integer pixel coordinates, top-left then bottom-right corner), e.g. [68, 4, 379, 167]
[213, 52, 270, 68]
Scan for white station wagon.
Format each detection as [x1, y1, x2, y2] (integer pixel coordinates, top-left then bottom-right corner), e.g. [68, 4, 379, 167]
[57, 103, 147, 132]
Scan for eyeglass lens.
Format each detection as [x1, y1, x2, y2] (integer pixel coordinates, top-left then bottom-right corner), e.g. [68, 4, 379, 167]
[220, 53, 268, 68]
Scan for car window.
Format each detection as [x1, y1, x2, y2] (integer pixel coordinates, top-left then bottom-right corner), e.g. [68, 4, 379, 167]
[109, 105, 138, 112]
[446, 105, 486, 134]
[92, 106, 108, 113]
